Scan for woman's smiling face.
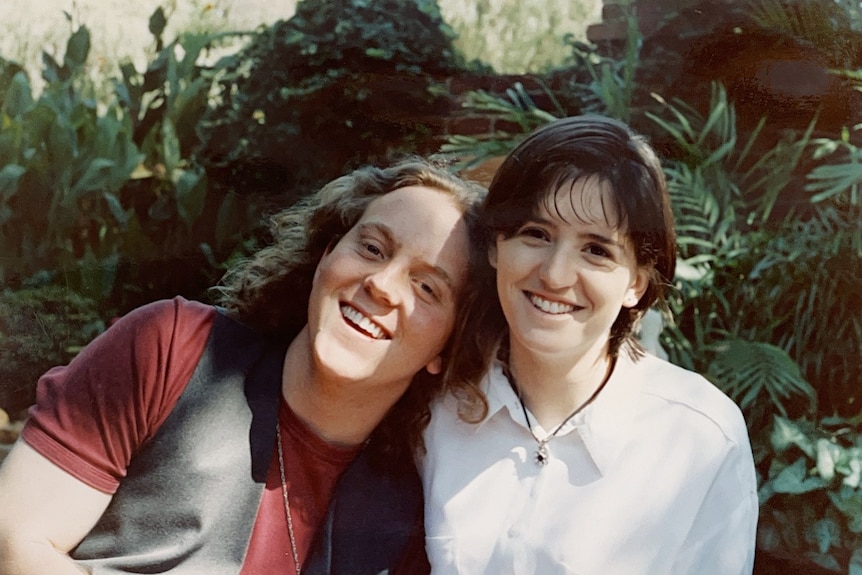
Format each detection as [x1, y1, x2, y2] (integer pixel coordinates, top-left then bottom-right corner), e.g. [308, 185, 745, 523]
[490, 177, 649, 364]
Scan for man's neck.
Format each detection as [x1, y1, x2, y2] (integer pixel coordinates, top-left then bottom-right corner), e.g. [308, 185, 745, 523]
[280, 327, 406, 446]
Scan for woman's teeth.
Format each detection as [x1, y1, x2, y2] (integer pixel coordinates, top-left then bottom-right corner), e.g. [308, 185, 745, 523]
[529, 294, 574, 314]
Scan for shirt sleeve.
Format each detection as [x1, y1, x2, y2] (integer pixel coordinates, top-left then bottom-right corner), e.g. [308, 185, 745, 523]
[20, 296, 215, 494]
[671, 434, 759, 575]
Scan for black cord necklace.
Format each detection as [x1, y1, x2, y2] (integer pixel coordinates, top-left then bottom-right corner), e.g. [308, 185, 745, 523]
[501, 352, 613, 466]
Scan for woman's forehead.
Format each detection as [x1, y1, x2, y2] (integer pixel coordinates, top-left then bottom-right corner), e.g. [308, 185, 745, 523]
[535, 177, 624, 229]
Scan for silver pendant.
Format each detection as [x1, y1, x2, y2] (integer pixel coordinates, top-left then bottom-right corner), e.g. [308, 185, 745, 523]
[535, 442, 550, 466]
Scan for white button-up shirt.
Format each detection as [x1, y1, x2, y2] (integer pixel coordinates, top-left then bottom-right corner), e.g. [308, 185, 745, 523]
[422, 351, 758, 575]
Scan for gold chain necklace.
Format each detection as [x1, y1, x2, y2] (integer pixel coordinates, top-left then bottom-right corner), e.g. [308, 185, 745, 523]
[276, 426, 302, 575]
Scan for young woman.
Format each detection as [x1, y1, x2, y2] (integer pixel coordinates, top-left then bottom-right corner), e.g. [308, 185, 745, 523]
[424, 116, 758, 574]
[0, 158, 485, 575]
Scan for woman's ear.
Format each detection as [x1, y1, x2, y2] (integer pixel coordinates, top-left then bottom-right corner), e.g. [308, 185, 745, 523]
[425, 355, 442, 375]
[488, 240, 498, 269]
[623, 267, 651, 309]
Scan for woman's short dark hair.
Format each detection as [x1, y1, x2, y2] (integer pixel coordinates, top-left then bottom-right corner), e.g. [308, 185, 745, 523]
[445, 115, 677, 422]
[216, 157, 486, 467]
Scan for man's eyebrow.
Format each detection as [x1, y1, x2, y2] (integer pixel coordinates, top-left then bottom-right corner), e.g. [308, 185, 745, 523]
[358, 222, 397, 245]
[430, 264, 456, 293]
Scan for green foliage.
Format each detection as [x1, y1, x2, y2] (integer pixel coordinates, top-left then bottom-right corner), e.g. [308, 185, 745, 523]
[746, 0, 861, 65]
[709, 339, 813, 416]
[805, 110, 862, 255]
[563, 0, 640, 121]
[112, 8, 246, 249]
[0, 286, 104, 418]
[0, 26, 143, 296]
[199, 0, 470, 199]
[643, 83, 862, 421]
[0, 10, 258, 312]
[440, 82, 563, 170]
[759, 416, 862, 573]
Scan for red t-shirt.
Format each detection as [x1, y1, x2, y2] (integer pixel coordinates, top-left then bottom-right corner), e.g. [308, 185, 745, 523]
[22, 297, 363, 574]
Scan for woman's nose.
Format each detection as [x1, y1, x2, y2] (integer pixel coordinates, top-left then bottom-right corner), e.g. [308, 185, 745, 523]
[538, 246, 578, 290]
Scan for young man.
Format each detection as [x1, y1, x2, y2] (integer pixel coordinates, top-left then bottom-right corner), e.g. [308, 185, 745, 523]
[0, 158, 484, 574]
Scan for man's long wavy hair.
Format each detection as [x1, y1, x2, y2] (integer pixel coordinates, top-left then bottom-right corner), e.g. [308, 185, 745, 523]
[215, 157, 486, 469]
[444, 115, 678, 423]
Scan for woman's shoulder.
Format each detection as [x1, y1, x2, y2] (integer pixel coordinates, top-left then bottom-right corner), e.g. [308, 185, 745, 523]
[630, 352, 749, 446]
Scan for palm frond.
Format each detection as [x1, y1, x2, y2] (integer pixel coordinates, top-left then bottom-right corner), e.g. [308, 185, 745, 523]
[439, 81, 560, 170]
[708, 338, 816, 416]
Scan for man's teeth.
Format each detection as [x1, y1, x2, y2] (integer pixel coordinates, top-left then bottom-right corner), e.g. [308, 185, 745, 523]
[529, 294, 574, 314]
[341, 305, 386, 339]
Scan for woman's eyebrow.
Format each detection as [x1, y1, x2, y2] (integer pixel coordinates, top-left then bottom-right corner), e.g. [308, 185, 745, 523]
[584, 231, 624, 248]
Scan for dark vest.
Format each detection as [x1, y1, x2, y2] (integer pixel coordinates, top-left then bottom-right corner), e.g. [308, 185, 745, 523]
[72, 310, 424, 574]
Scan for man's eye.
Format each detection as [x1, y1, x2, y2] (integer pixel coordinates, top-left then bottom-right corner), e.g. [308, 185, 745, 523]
[415, 279, 441, 301]
[360, 240, 384, 258]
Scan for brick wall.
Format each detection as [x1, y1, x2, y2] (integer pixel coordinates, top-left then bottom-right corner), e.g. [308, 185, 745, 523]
[586, 1, 668, 49]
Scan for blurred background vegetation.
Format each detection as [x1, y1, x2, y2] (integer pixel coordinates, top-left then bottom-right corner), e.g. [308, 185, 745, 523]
[0, 0, 860, 572]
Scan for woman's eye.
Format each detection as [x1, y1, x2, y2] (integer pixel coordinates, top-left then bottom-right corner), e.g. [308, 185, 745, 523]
[586, 244, 611, 258]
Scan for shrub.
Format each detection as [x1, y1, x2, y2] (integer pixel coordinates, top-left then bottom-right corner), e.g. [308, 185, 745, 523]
[759, 416, 862, 573]
[0, 286, 104, 419]
[197, 0, 471, 201]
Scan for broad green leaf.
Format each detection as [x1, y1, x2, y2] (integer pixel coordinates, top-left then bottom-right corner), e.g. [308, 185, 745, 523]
[174, 167, 207, 228]
[772, 416, 815, 457]
[149, 7, 167, 38]
[161, 119, 181, 175]
[828, 489, 862, 533]
[806, 551, 842, 572]
[816, 439, 842, 481]
[843, 456, 862, 489]
[809, 517, 840, 554]
[3, 72, 34, 117]
[0, 164, 26, 200]
[71, 158, 116, 198]
[102, 192, 128, 226]
[771, 457, 825, 494]
[850, 548, 862, 575]
[64, 26, 91, 70]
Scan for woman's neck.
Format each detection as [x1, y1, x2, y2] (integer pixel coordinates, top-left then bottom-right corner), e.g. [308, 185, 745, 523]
[506, 339, 613, 429]
[280, 326, 405, 447]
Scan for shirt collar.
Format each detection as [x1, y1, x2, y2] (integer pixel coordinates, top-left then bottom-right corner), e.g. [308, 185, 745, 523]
[479, 349, 643, 476]
[482, 360, 525, 426]
[575, 350, 641, 474]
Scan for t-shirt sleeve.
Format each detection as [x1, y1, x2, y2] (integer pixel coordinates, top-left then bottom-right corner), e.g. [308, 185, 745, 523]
[20, 296, 216, 494]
